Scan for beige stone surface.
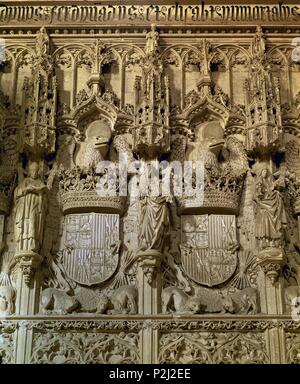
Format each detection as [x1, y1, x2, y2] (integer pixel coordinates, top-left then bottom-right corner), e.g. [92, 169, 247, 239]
[0, 2, 300, 364]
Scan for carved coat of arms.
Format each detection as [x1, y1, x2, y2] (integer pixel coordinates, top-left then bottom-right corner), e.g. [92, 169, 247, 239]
[181, 215, 238, 287]
[62, 213, 119, 286]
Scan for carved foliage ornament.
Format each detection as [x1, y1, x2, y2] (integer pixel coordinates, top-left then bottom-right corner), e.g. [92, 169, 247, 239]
[31, 332, 140, 364]
[158, 332, 269, 364]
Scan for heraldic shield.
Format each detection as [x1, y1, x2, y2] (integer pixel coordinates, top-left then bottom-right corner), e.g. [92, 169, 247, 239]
[62, 213, 120, 286]
[181, 215, 238, 287]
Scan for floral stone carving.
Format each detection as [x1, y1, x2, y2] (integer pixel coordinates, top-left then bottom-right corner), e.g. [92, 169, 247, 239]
[158, 332, 269, 364]
[30, 332, 140, 364]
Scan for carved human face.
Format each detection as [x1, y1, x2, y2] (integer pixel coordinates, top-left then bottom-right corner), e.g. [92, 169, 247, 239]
[188, 298, 202, 314]
[260, 168, 268, 178]
[222, 297, 235, 313]
[183, 221, 194, 233]
[28, 162, 39, 179]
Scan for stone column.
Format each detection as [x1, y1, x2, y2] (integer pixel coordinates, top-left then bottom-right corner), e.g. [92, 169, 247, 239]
[140, 323, 159, 364]
[253, 167, 286, 315]
[14, 322, 35, 364]
[136, 251, 163, 315]
[265, 327, 286, 364]
[258, 249, 285, 315]
[12, 159, 47, 316]
[294, 197, 300, 247]
[13, 267, 42, 316]
[258, 270, 285, 315]
[298, 216, 300, 247]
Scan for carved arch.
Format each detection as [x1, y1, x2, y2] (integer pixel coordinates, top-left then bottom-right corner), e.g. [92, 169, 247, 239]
[284, 124, 300, 139]
[14, 48, 34, 70]
[70, 94, 117, 135]
[209, 47, 228, 72]
[268, 46, 294, 104]
[4, 47, 35, 106]
[161, 44, 200, 60]
[183, 97, 230, 130]
[267, 46, 288, 67]
[267, 44, 295, 60]
[103, 45, 143, 108]
[214, 44, 251, 60]
[161, 48, 181, 67]
[53, 44, 94, 60]
[99, 46, 121, 68]
[161, 45, 201, 109]
[1, 49, 14, 65]
[6, 45, 35, 64]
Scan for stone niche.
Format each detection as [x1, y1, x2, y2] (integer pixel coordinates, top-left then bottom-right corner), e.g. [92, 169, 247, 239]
[0, 3, 300, 364]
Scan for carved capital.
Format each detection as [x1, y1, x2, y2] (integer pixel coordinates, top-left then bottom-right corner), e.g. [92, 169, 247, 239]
[261, 263, 282, 285]
[258, 247, 285, 285]
[12, 252, 43, 286]
[136, 250, 164, 285]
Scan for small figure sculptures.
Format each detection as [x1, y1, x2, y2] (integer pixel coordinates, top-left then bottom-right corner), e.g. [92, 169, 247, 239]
[40, 284, 138, 315]
[162, 287, 202, 314]
[14, 161, 48, 255]
[0, 286, 16, 316]
[285, 285, 300, 314]
[138, 195, 170, 254]
[162, 286, 258, 315]
[56, 135, 76, 171]
[253, 168, 287, 249]
[36, 27, 50, 58]
[96, 285, 138, 315]
[40, 287, 79, 315]
[145, 24, 160, 57]
[221, 287, 258, 315]
[252, 25, 266, 57]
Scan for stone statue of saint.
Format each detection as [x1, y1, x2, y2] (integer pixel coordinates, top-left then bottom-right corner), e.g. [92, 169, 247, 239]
[253, 167, 287, 249]
[252, 26, 266, 57]
[14, 161, 48, 254]
[36, 27, 49, 57]
[145, 24, 159, 56]
[138, 195, 170, 254]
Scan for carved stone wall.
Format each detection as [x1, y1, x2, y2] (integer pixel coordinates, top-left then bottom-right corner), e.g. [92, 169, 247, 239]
[1, 1, 300, 364]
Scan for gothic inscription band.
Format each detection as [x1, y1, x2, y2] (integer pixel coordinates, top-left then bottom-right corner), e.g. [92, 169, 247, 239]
[1, 3, 300, 25]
